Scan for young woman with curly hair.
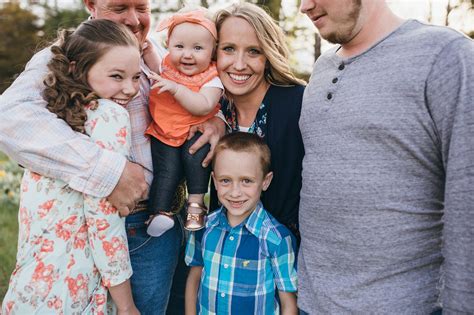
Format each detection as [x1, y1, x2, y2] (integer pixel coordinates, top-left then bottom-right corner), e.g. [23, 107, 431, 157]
[2, 19, 142, 314]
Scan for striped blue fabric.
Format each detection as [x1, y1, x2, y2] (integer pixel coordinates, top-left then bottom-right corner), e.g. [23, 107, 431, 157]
[185, 202, 297, 315]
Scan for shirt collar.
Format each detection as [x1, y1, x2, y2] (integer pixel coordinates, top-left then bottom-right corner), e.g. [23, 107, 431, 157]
[209, 202, 265, 238]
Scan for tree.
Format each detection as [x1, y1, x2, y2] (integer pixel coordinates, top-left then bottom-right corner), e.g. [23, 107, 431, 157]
[254, 0, 282, 21]
[426, 0, 474, 30]
[0, 2, 40, 94]
[42, 5, 89, 41]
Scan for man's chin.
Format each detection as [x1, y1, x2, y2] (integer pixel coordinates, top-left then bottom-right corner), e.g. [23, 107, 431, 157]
[322, 31, 354, 45]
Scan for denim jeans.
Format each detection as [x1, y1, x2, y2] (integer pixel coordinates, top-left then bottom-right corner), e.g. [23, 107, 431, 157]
[166, 237, 189, 315]
[126, 209, 183, 314]
[149, 133, 210, 213]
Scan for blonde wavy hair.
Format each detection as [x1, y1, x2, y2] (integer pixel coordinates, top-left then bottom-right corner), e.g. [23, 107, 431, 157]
[214, 2, 306, 87]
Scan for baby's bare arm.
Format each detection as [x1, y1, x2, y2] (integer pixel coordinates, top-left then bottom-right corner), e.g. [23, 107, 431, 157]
[149, 72, 221, 116]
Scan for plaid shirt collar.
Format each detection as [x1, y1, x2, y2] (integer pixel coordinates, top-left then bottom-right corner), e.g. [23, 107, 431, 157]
[208, 201, 265, 238]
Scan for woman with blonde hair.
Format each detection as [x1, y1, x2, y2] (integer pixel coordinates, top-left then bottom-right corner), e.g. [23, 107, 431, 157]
[206, 3, 305, 240]
[208, 2, 306, 240]
[185, 3, 305, 313]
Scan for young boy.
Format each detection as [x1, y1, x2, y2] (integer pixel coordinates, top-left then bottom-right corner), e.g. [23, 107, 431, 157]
[184, 132, 298, 315]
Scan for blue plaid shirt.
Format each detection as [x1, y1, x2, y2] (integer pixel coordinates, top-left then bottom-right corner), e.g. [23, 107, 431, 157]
[185, 202, 297, 315]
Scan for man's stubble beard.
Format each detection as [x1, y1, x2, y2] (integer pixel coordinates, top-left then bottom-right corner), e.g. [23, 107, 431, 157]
[324, 0, 362, 45]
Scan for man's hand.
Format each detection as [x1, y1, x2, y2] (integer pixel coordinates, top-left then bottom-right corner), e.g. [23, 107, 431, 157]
[108, 161, 148, 217]
[142, 39, 161, 74]
[188, 116, 226, 167]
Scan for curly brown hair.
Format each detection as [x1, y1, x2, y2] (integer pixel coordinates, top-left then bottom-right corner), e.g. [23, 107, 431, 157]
[43, 19, 140, 133]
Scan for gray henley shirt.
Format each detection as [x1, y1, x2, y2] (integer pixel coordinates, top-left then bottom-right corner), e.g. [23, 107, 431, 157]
[298, 20, 474, 314]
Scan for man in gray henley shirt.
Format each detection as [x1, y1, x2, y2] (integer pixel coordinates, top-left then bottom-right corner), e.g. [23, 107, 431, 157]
[298, 0, 474, 313]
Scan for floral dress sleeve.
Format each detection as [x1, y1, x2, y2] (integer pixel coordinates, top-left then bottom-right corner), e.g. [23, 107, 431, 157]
[83, 99, 133, 287]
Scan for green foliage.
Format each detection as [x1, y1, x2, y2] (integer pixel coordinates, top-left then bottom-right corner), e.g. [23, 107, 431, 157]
[0, 3, 88, 94]
[0, 155, 20, 300]
[0, 202, 18, 301]
[0, 152, 8, 162]
[0, 159, 22, 207]
[0, 2, 40, 93]
[253, 0, 282, 20]
[42, 5, 89, 42]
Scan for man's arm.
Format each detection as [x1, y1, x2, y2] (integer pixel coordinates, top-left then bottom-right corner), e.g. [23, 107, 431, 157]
[426, 37, 474, 313]
[185, 266, 202, 315]
[0, 48, 146, 211]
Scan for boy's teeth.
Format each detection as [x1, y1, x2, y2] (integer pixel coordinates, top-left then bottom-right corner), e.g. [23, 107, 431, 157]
[229, 74, 250, 81]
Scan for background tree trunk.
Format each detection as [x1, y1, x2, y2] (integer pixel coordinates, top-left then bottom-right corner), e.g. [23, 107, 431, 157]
[254, 0, 282, 20]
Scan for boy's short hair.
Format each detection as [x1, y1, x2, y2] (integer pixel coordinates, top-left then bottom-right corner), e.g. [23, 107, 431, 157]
[213, 133, 271, 175]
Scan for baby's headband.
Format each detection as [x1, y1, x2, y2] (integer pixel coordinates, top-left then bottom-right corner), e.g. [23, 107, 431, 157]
[157, 10, 217, 40]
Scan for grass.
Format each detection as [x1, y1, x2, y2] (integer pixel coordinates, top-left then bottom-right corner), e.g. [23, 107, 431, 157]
[0, 202, 18, 302]
[0, 151, 19, 302]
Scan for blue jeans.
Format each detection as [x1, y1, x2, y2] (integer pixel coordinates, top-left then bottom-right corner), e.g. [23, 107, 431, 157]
[149, 133, 210, 213]
[166, 237, 189, 315]
[126, 209, 183, 314]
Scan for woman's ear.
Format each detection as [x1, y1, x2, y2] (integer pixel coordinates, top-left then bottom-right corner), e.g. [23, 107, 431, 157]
[264, 61, 271, 77]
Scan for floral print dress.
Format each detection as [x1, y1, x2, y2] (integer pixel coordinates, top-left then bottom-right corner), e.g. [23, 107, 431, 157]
[2, 100, 133, 315]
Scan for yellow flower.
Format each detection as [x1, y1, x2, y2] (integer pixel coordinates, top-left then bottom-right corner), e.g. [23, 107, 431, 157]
[0, 170, 6, 178]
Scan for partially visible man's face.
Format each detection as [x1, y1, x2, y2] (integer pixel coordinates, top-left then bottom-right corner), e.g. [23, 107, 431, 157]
[300, 0, 362, 44]
[84, 0, 151, 44]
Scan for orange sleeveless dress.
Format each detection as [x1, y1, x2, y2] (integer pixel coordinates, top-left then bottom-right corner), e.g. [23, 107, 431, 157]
[146, 54, 220, 147]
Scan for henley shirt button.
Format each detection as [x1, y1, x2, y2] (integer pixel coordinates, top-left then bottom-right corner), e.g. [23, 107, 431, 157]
[229, 236, 234, 241]
[221, 293, 226, 297]
[224, 264, 229, 268]
[332, 77, 338, 83]
[338, 63, 345, 70]
[327, 93, 333, 100]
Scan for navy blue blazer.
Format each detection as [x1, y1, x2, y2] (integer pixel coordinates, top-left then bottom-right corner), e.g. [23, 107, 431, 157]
[211, 84, 305, 241]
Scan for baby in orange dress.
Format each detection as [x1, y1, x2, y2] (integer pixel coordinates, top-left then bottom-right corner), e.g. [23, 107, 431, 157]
[143, 7, 223, 236]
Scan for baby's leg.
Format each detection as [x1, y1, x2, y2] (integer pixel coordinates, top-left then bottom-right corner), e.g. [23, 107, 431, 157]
[182, 132, 211, 230]
[149, 137, 184, 212]
[148, 137, 184, 236]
